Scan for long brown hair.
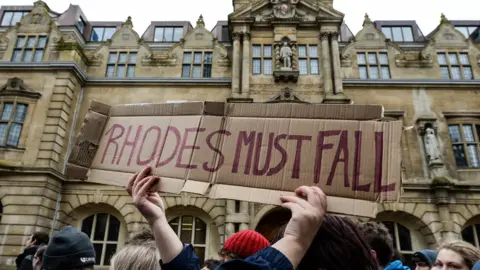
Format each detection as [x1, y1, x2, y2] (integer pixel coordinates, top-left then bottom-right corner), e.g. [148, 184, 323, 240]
[272, 215, 377, 270]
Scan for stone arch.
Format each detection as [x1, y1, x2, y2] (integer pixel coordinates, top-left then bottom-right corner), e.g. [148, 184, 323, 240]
[251, 205, 291, 242]
[374, 209, 437, 249]
[163, 196, 225, 228]
[450, 204, 480, 236]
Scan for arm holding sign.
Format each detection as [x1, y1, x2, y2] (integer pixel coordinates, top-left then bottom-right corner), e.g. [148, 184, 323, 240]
[127, 166, 200, 270]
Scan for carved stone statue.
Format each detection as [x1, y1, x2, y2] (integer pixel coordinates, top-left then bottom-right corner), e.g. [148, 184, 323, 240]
[424, 127, 442, 164]
[280, 42, 293, 69]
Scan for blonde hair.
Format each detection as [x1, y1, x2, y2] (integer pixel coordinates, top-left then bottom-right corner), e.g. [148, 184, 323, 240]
[438, 240, 480, 269]
[109, 240, 161, 270]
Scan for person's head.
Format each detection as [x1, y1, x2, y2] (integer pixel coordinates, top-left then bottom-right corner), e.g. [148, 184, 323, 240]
[26, 232, 50, 248]
[433, 240, 480, 270]
[413, 249, 437, 270]
[32, 245, 47, 270]
[219, 230, 270, 261]
[202, 259, 221, 270]
[124, 228, 155, 245]
[109, 240, 160, 270]
[42, 226, 96, 270]
[357, 222, 394, 268]
[272, 215, 377, 270]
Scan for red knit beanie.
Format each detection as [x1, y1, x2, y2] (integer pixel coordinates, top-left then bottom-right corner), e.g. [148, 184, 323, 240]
[223, 230, 270, 259]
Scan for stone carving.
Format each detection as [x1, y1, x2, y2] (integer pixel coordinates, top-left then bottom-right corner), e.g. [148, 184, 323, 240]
[261, 0, 307, 21]
[424, 127, 442, 165]
[395, 51, 433, 68]
[280, 42, 293, 69]
[0, 77, 41, 99]
[266, 87, 307, 103]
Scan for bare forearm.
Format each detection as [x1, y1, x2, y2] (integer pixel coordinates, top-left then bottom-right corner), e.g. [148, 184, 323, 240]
[271, 235, 309, 269]
[150, 217, 183, 263]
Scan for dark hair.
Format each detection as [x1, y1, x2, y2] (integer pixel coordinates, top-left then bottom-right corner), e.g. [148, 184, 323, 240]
[218, 249, 243, 260]
[125, 227, 155, 245]
[272, 215, 377, 270]
[357, 222, 394, 267]
[32, 232, 49, 246]
[203, 259, 221, 270]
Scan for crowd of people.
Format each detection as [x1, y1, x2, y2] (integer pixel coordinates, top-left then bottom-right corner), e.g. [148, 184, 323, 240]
[14, 166, 480, 270]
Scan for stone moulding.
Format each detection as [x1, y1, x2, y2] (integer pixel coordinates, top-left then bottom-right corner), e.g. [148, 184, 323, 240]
[273, 70, 299, 83]
[395, 51, 434, 68]
[0, 77, 41, 99]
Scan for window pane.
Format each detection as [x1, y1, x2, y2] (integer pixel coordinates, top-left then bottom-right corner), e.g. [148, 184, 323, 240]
[381, 67, 391, 79]
[106, 66, 115, 77]
[194, 218, 206, 244]
[397, 224, 412, 251]
[460, 53, 470, 65]
[382, 27, 393, 40]
[11, 12, 23, 25]
[104, 244, 117, 266]
[6, 123, 22, 146]
[23, 50, 33, 62]
[81, 215, 94, 238]
[437, 53, 447, 65]
[299, 59, 308, 75]
[94, 214, 108, 241]
[369, 67, 379, 79]
[154, 27, 164, 42]
[462, 226, 476, 246]
[33, 50, 43, 62]
[467, 145, 480, 167]
[93, 244, 103, 265]
[310, 59, 319, 75]
[126, 66, 135, 78]
[367, 53, 377, 64]
[104, 28, 116, 41]
[173, 28, 183, 42]
[16, 37, 26, 48]
[462, 125, 475, 142]
[382, 221, 397, 248]
[1, 12, 13, 26]
[193, 53, 202, 64]
[118, 53, 127, 64]
[1, 103, 12, 120]
[453, 144, 468, 168]
[252, 45, 261, 57]
[449, 125, 462, 143]
[392, 27, 403, 41]
[264, 45, 272, 57]
[379, 53, 389, 65]
[357, 53, 366, 65]
[116, 66, 125, 78]
[12, 50, 22, 62]
[309, 46, 318, 58]
[183, 52, 192, 63]
[169, 217, 180, 234]
[128, 53, 137, 64]
[359, 67, 368, 79]
[440, 67, 450, 79]
[448, 53, 458, 65]
[463, 67, 473, 80]
[298, 45, 307, 58]
[107, 216, 120, 241]
[192, 66, 202, 78]
[180, 216, 193, 243]
[203, 64, 212, 78]
[13, 104, 27, 122]
[194, 247, 205, 265]
[181, 65, 191, 78]
[108, 53, 117, 64]
[0, 123, 7, 145]
[26, 37, 36, 48]
[402, 27, 414, 42]
[264, 59, 273, 75]
[91, 27, 104, 41]
[204, 52, 212, 64]
[456, 27, 469, 37]
[164, 27, 174, 42]
[451, 67, 461, 80]
[37, 37, 47, 48]
[252, 59, 261, 74]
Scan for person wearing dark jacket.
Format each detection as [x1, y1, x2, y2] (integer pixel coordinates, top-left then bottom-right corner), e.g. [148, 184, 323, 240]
[16, 232, 49, 270]
[412, 250, 437, 270]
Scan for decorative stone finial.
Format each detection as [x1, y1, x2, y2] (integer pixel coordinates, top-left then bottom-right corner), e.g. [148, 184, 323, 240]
[123, 16, 133, 27]
[440, 13, 449, 24]
[363, 13, 372, 26]
[33, 0, 46, 7]
[196, 14, 205, 28]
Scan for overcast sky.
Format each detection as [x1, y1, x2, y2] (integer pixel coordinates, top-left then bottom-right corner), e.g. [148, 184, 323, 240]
[6, 0, 480, 36]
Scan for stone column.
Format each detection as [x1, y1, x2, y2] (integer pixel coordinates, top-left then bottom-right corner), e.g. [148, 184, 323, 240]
[241, 32, 251, 97]
[225, 200, 236, 238]
[231, 32, 242, 98]
[240, 201, 249, 231]
[320, 32, 333, 95]
[330, 32, 344, 95]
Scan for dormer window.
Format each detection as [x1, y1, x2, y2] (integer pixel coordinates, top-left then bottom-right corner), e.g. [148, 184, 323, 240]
[455, 26, 478, 38]
[381, 26, 414, 42]
[91, 27, 116, 41]
[1, 11, 29, 26]
[77, 17, 86, 34]
[154, 27, 183, 42]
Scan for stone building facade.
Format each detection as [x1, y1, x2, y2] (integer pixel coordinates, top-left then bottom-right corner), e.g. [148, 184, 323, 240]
[0, 0, 479, 268]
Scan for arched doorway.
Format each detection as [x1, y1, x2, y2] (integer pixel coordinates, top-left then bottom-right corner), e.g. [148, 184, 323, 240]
[255, 208, 291, 242]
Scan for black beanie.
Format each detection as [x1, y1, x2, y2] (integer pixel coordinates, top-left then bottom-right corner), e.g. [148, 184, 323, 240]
[42, 226, 96, 270]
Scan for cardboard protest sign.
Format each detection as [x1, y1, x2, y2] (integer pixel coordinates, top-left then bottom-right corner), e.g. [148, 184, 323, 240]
[66, 101, 403, 217]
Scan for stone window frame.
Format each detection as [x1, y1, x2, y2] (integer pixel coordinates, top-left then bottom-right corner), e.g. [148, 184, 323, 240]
[154, 27, 184, 42]
[461, 223, 480, 247]
[169, 215, 208, 263]
[12, 35, 48, 63]
[90, 27, 116, 42]
[356, 51, 391, 80]
[297, 44, 320, 75]
[0, 11, 29, 26]
[0, 97, 36, 150]
[445, 117, 480, 169]
[106, 51, 137, 78]
[381, 221, 415, 268]
[252, 44, 273, 75]
[80, 213, 120, 266]
[381, 26, 414, 42]
[181, 51, 213, 78]
[437, 52, 474, 80]
[0, 101, 28, 148]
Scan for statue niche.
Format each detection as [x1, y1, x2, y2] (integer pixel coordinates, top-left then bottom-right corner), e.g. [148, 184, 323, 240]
[422, 124, 443, 166]
[273, 37, 299, 83]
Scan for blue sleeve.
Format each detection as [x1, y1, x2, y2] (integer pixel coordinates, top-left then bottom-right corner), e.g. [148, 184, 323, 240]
[160, 244, 201, 270]
[217, 247, 293, 270]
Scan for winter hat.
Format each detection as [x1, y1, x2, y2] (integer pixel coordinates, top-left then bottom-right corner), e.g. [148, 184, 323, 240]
[223, 230, 270, 259]
[473, 260, 480, 270]
[42, 226, 96, 270]
[413, 249, 438, 267]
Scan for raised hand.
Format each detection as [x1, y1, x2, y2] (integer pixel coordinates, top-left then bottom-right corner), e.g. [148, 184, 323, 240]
[127, 166, 165, 224]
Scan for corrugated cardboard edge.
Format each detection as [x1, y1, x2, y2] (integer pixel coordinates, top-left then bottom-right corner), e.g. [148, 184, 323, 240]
[109, 102, 226, 117]
[209, 184, 377, 218]
[65, 100, 111, 180]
